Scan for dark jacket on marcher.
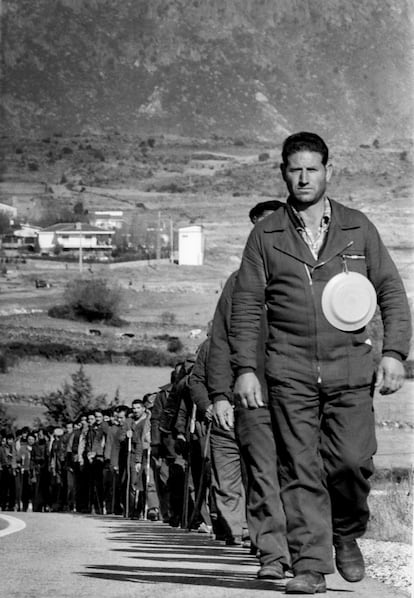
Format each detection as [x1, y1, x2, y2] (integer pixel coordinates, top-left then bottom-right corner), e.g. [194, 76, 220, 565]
[229, 198, 411, 387]
[207, 271, 268, 404]
[188, 339, 211, 416]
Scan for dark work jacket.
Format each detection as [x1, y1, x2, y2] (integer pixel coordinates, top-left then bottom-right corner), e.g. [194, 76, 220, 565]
[230, 198, 411, 388]
[180, 338, 211, 438]
[150, 387, 170, 447]
[207, 271, 268, 404]
[188, 339, 211, 415]
[159, 358, 195, 434]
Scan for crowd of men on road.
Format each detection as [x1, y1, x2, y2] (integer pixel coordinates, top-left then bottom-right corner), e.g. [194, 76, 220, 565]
[0, 378, 213, 528]
[0, 133, 411, 595]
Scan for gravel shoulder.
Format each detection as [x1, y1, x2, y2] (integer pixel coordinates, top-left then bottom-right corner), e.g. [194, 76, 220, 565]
[0, 513, 411, 598]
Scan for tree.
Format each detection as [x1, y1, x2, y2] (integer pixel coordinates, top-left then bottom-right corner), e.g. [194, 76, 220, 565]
[41, 366, 107, 425]
[0, 402, 14, 434]
[73, 200, 88, 222]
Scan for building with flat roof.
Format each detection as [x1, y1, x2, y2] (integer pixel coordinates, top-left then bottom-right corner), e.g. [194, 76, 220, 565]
[90, 210, 124, 230]
[178, 225, 205, 265]
[37, 222, 114, 255]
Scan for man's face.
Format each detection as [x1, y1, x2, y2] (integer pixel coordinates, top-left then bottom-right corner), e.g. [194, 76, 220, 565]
[132, 403, 145, 420]
[88, 414, 96, 427]
[281, 151, 332, 208]
[95, 412, 104, 425]
[66, 423, 73, 434]
[117, 411, 127, 425]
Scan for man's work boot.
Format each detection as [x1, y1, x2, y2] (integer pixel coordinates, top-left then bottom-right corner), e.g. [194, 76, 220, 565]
[256, 561, 285, 580]
[334, 538, 365, 582]
[286, 571, 326, 594]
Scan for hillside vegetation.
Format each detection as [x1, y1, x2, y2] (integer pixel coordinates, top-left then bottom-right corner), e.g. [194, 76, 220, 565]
[1, 0, 413, 143]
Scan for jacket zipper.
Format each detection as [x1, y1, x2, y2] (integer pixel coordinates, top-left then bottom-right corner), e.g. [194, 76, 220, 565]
[304, 265, 321, 384]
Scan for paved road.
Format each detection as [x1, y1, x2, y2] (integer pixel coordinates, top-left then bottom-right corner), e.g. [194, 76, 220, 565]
[0, 513, 409, 598]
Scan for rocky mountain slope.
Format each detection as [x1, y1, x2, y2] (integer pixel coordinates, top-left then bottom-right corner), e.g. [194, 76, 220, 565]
[1, 0, 413, 143]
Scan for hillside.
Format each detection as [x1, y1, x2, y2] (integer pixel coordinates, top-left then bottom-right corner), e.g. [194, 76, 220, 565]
[1, 0, 413, 143]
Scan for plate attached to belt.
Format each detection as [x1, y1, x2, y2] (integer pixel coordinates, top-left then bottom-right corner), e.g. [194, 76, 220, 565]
[321, 271, 377, 331]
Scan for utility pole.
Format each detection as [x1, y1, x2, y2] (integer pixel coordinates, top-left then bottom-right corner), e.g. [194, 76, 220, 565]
[156, 210, 161, 261]
[76, 222, 83, 272]
[169, 216, 173, 262]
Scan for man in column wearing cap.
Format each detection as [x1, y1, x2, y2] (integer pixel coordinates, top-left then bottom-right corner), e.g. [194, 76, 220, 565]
[229, 131, 411, 594]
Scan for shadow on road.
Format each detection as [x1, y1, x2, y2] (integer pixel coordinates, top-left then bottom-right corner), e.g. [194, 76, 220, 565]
[78, 520, 287, 592]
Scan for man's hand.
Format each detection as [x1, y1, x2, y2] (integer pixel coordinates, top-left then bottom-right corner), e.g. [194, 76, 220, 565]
[213, 398, 234, 431]
[376, 356, 406, 395]
[204, 404, 214, 422]
[234, 372, 264, 408]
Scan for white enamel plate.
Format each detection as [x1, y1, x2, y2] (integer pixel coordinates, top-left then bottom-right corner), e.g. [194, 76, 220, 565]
[321, 271, 377, 331]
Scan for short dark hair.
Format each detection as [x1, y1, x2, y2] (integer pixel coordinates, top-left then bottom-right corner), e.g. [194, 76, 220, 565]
[131, 398, 144, 407]
[249, 200, 283, 223]
[282, 132, 329, 166]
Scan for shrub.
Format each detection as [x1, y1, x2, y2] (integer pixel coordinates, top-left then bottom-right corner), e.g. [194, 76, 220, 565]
[126, 347, 177, 367]
[160, 311, 176, 326]
[0, 349, 17, 373]
[167, 336, 184, 353]
[65, 278, 123, 322]
[6, 340, 75, 360]
[48, 304, 76, 320]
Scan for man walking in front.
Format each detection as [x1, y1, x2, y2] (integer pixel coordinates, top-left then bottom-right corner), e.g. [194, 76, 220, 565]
[229, 132, 411, 594]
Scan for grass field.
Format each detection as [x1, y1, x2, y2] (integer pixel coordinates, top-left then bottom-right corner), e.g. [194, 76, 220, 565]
[1, 359, 172, 403]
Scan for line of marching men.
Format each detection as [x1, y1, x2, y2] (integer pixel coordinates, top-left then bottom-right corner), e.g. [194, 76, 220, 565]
[0, 354, 247, 541]
[0, 347, 255, 540]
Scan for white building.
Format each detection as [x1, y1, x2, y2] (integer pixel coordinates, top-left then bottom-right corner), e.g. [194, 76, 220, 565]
[1, 224, 41, 252]
[90, 210, 124, 230]
[37, 222, 114, 254]
[178, 225, 205, 265]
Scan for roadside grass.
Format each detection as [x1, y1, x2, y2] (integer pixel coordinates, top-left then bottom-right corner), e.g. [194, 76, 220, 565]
[367, 469, 413, 544]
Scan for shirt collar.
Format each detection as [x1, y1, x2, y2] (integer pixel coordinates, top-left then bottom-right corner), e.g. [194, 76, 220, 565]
[288, 196, 331, 229]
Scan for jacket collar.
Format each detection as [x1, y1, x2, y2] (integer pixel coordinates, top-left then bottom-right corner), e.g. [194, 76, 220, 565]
[262, 198, 361, 267]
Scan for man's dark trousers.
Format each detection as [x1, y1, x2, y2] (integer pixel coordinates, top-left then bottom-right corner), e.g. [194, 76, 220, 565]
[268, 378, 377, 574]
[210, 422, 246, 540]
[235, 406, 290, 569]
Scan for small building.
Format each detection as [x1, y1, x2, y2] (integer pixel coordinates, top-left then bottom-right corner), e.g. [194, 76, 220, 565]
[1, 223, 41, 252]
[90, 210, 124, 230]
[37, 222, 114, 255]
[178, 225, 205, 266]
